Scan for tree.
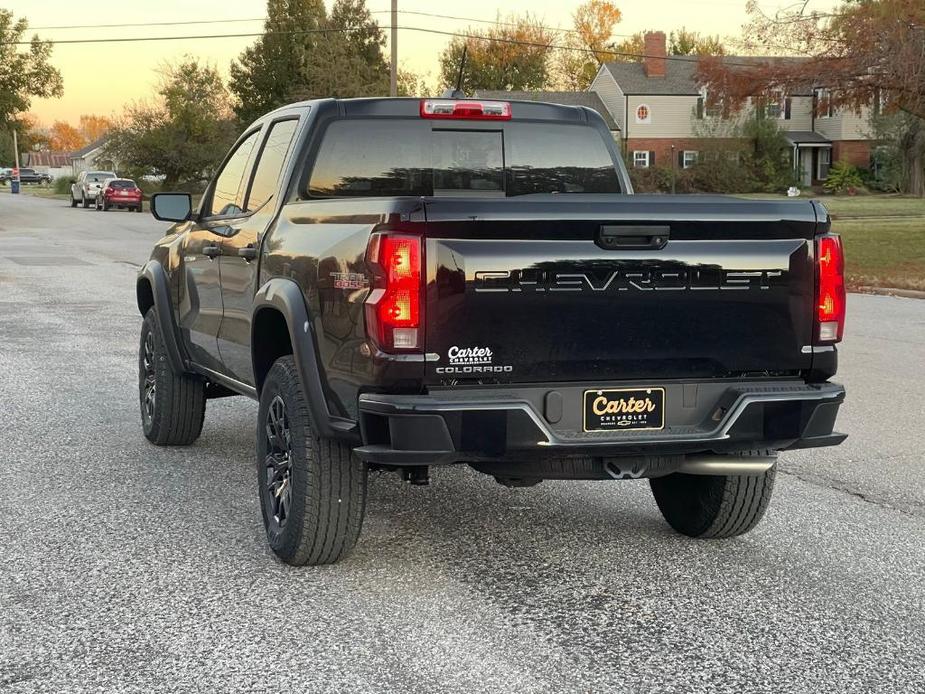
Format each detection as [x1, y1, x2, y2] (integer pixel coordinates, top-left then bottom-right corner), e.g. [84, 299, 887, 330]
[103, 59, 237, 187]
[0, 114, 42, 164]
[230, 0, 327, 125]
[230, 0, 389, 125]
[669, 28, 724, 56]
[0, 11, 63, 128]
[78, 115, 113, 143]
[47, 121, 86, 151]
[553, 1, 623, 90]
[438, 14, 553, 93]
[697, 0, 925, 195]
[610, 32, 645, 62]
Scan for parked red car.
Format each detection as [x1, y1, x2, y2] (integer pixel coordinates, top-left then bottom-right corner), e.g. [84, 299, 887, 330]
[96, 178, 143, 212]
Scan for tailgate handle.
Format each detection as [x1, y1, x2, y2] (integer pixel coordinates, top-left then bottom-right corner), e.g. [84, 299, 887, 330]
[598, 225, 670, 251]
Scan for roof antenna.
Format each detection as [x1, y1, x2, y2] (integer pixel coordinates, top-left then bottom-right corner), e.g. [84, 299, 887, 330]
[441, 44, 468, 98]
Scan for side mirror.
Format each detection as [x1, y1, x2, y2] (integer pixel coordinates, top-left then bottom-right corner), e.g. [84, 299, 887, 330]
[150, 192, 193, 222]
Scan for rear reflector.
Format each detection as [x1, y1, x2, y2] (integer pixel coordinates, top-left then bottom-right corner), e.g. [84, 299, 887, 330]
[420, 99, 512, 120]
[816, 234, 845, 343]
[365, 233, 423, 352]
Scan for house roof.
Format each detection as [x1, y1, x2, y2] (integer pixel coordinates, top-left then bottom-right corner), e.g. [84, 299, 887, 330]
[602, 56, 813, 96]
[785, 131, 832, 146]
[23, 151, 72, 168]
[70, 136, 109, 159]
[473, 90, 620, 130]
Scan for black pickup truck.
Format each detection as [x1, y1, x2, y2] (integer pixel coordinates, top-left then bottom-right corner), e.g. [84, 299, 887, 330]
[138, 97, 846, 565]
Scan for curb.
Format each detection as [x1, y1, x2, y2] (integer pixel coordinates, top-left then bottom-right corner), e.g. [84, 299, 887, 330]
[854, 286, 925, 300]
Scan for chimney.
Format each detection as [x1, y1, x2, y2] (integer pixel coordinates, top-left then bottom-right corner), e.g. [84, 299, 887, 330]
[643, 31, 667, 78]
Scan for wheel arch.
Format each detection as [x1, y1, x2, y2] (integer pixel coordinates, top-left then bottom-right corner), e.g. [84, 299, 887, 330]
[137, 261, 187, 374]
[252, 278, 358, 442]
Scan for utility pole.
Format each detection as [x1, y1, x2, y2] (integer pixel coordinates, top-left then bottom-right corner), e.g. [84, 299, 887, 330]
[12, 129, 20, 195]
[390, 0, 398, 97]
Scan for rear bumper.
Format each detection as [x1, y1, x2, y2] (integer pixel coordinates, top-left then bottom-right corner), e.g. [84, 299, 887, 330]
[355, 380, 846, 465]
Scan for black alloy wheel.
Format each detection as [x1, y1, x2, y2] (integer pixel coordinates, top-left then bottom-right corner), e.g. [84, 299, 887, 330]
[263, 395, 293, 530]
[140, 329, 157, 427]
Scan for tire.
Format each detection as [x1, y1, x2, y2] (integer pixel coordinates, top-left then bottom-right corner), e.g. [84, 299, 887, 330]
[649, 452, 777, 539]
[257, 356, 367, 566]
[82, 194, 90, 208]
[70, 195, 77, 208]
[102, 199, 109, 211]
[137, 203, 144, 213]
[139, 307, 206, 446]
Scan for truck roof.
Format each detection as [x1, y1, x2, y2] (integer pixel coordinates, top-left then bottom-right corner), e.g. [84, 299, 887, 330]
[259, 97, 606, 128]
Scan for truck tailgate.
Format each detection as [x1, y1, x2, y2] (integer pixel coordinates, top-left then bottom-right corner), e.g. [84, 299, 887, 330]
[423, 195, 819, 384]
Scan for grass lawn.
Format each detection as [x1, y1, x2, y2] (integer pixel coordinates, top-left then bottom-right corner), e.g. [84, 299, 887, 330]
[836, 218, 925, 291]
[740, 193, 925, 291]
[738, 193, 925, 218]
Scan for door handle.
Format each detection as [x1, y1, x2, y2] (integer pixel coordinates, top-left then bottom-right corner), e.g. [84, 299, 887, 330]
[598, 225, 670, 251]
[238, 245, 257, 262]
[202, 244, 221, 258]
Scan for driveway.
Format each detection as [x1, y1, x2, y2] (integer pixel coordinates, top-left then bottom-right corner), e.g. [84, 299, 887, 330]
[1, 193, 923, 693]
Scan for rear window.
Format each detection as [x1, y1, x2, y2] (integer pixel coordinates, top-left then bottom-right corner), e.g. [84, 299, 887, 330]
[86, 173, 113, 182]
[109, 179, 136, 189]
[306, 119, 621, 197]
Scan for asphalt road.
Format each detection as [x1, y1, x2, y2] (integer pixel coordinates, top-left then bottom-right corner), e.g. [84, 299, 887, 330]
[1, 192, 923, 693]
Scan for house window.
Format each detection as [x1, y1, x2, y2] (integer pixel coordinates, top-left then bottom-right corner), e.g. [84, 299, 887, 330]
[633, 151, 650, 168]
[765, 92, 790, 120]
[817, 149, 831, 180]
[699, 87, 723, 119]
[682, 151, 698, 169]
[815, 88, 834, 118]
[635, 104, 651, 124]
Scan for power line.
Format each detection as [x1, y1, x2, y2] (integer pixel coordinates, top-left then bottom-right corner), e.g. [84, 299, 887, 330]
[1, 24, 795, 67]
[27, 17, 266, 31]
[26, 10, 635, 39]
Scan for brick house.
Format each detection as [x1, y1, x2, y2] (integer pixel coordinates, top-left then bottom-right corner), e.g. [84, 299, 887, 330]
[589, 31, 876, 186]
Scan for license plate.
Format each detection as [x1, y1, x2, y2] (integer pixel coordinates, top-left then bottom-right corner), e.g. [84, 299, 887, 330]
[583, 388, 665, 432]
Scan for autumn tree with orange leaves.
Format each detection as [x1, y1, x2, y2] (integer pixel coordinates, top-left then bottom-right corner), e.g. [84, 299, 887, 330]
[78, 115, 113, 143]
[697, 0, 925, 195]
[553, 1, 623, 90]
[47, 121, 85, 151]
[438, 14, 553, 93]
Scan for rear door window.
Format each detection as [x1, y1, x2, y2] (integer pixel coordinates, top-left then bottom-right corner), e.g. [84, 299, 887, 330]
[246, 119, 299, 211]
[210, 130, 260, 217]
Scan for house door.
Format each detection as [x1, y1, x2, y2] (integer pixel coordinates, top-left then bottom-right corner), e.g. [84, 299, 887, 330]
[801, 149, 813, 186]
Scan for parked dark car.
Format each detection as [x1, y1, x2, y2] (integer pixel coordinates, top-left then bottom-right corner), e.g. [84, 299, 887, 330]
[137, 97, 847, 565]
[96, 178, 143, 212]
[1, 167, 52, 184]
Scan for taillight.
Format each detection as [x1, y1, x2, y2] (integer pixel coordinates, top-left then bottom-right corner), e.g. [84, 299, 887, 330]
[816, 234, 845, 343]
[420, 99, 511, 120]
[365, 232, 423, 351]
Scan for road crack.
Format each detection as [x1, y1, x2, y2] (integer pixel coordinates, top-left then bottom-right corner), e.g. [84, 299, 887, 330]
[780, 469, 925, 520]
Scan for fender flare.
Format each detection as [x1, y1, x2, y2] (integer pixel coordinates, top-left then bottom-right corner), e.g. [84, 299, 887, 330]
[252, 278, 358, 441]
[137, 261, 187, 374]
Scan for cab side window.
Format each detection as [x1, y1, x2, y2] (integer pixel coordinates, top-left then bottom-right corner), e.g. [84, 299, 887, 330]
[246, 119, 299, 212]
[209, 130, 260, 217]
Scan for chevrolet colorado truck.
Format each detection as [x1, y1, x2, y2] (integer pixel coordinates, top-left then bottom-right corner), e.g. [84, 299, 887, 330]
[137, 97, 847, 566]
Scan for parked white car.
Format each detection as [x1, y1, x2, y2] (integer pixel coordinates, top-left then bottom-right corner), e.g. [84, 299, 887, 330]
[71, 170, 117, 208]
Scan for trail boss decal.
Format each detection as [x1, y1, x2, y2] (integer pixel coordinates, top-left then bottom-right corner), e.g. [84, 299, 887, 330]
[583, 388, 665, 432]
[435, 346, 513, 375]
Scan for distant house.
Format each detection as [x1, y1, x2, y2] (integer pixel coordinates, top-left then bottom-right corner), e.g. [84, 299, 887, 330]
[22, 151, 72, 180]
[589, 31, 876, 186]
[70, 136, 116, 176]
[473, 89, 621, 140]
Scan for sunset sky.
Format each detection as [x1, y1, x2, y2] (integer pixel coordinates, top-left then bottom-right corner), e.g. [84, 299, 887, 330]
[14, 0, 840, 127]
